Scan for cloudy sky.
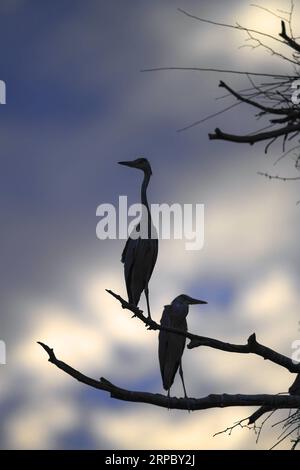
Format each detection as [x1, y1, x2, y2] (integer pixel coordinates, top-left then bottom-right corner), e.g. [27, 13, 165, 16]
[0, 0, 300, 450]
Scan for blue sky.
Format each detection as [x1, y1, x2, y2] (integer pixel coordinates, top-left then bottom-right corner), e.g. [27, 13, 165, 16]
[0, 0, 300, 449]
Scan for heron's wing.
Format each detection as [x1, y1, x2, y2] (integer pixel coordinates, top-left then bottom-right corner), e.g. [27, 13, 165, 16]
[147, 238, 158, 279]
[159, 307, 187, 391]
[122, 236, 139, 271]
[158, 306, 171, 381]
[163, 337, 186, 391]
[121, 236, 133, 264]
[121, 236, 144, 303]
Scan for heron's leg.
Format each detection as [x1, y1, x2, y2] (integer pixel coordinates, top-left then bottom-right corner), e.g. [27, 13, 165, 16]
[144, 286, 152, 319]
[179, 361, 190, 412]
[167, 389, 170, 411]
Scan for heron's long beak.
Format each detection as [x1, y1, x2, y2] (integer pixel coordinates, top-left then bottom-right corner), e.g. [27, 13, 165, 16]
[118, 160, 136, 168]
[188, 297, 207, 305]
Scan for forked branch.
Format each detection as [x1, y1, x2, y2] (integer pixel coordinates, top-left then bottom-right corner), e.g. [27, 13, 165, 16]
[280, 20, 300, 53]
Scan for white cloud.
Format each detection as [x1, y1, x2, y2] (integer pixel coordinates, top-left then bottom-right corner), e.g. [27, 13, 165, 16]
[90, 405, 292, 450]
[6, 398, 78, 449]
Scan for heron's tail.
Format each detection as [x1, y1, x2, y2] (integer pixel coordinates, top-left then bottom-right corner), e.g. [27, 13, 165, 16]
[127, 286, 142, 307]
[162, 360, 179, 392]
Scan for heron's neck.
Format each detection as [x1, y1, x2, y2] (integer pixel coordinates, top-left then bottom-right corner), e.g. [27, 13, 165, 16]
[141, 172, 152, 235]
[141, 172, 151, 212]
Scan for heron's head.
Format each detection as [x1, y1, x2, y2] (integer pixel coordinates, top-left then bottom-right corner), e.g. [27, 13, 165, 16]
[172, 294, 207, 305]
[118, 157, 152, 175]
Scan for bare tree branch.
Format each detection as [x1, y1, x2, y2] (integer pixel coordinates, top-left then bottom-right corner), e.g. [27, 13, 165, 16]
[188, 333, 300, 373]
[107, 290, 300, 374]
[213, 417, 252, 437]
[141, 66, 290, 79]
[248, 405, 273, 424]
[215, 407, 276, 442]
[38, 341, 300, 411]
[218, 80, 292, 115]
[177, 8, 285, 45]
[250, 4, 287, 22]
[280, 20, 300, 53]
[209, 125, 300, 144]
[258, 171, 300, 181]
[289, 373, 300, 395]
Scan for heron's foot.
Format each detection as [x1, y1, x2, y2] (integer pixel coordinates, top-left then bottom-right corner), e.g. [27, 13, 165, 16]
[184, 395, 191, 413]
[146, 311, 152, 321]
[131, 314, 137, 319]
[145, 318, 155, 330]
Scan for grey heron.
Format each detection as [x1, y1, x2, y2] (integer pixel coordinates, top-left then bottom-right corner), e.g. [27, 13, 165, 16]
[118, 158, 158, 319]
[159, 294, 207, 399]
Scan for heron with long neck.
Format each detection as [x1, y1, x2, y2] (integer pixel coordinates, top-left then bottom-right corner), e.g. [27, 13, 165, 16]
[118, 158, 158, 319]
[159, 294, 207, 399]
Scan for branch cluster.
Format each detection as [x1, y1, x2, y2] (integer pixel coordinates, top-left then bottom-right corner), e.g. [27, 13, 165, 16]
[39, 290, 300, 413]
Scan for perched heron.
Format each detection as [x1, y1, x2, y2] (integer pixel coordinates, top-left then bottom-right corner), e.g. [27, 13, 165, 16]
[159, 294, 207, 399]
[118, 158, 158, 319]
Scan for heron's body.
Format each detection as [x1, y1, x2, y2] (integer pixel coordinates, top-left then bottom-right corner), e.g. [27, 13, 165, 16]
[119, 158, 158, 318]
[158, 295, 207, 398]
[159, 302, 188, 391]
[122, 236, 158, 307]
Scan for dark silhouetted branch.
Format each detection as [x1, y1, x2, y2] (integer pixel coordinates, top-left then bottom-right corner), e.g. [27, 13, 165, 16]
[289, 373, 300, 395]
[177, 8, 284, 45]
[248, 405, 273, 424]
[258, 171, 300, 181]
[141, 66, 289, 78]
[188, 333, 300, 373]
[213, 417, 256, 437]
[280, 20, 300, 53]
[215, 407, 276, 442]
[38, 342, 300, 411]
[218, 80, 291, 115]
[209, 125, 300, 144]
[107, 290, 300, 374]
[246, 373, 300, 424]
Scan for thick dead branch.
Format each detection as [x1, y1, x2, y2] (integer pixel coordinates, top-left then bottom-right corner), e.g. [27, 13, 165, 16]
[289, 373, 300, 395]
[209, 125, 300, 144]
[248, 405, 273, 424]
[189, 333, 300, 373]
[38, 342, 300, 411]
[107, 290, 300, 373]
[280, 20, 300, 53]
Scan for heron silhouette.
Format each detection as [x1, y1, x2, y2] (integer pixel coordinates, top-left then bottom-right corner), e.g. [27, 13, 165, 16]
[118, 158, 158, 319]
[159, 294, 207, 399]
